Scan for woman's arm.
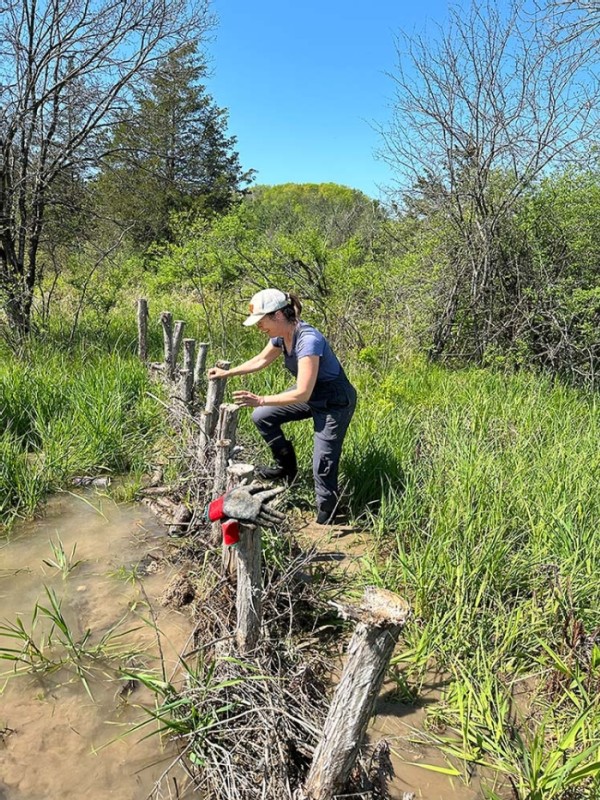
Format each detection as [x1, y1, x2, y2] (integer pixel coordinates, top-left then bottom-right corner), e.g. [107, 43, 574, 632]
[208, 341, 281, 380]
[233, 355, 319, 408]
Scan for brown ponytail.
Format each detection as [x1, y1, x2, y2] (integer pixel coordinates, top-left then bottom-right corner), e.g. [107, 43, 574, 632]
[263, 290, 302, 322]
[281, 292, 302, 322]
[283, 292, 302, 320]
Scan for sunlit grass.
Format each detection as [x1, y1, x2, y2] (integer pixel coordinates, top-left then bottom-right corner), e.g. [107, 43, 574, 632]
[329, 358, 600, 797]
[0, 344, 163, 527]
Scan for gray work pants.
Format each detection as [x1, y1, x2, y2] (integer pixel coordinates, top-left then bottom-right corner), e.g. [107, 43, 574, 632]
[251, 383, 357, 515]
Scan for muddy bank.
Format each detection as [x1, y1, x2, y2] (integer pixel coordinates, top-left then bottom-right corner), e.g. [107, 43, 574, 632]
[0, 491, 194, 800]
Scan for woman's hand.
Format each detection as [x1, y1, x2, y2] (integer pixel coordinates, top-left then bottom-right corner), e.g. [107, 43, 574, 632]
[208, 367, 229, 380]
[232, 390, 264, 408]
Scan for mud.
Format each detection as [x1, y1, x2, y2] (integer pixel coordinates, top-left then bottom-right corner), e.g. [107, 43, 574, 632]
[0, 492, 195, 800]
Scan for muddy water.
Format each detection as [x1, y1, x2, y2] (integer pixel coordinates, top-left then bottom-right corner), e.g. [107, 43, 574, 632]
[0, 492, 194, 800]
[370, 686, 483, 800]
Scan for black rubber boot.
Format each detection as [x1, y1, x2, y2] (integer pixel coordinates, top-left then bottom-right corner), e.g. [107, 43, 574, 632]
[315, 507, 336, 525]
[255, 441, 297, 482]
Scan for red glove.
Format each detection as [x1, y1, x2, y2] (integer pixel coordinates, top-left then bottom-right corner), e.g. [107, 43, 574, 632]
[222, 518, 240, 547]
[206, 495, 225, 521]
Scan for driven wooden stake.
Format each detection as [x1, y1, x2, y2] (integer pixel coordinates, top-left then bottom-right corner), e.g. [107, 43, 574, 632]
[197, 368, 232, 467]
[216, 403, 239, 443]
[137, 298, 148, 362]
[235, 522, 262, 654]
[176, 368, 191, 411]
[159, 311, 174, 380]
[197, 410, 212, 467]
[204, 360, 231, 437]
[222, 463, 254, 575]
[211, 438, 232, 544]
[303, 587, 410, 800]
[172, 320, 185, 370]
[193, 342, 209, 389]
[182, 338, 196, 407]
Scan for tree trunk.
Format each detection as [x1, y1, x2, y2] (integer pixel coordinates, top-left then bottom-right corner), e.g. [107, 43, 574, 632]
[4, 280, 33, 338]
[304, 587, 410, 800]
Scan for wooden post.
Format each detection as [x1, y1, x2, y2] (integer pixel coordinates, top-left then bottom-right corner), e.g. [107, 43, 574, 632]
[159, 311, 174, 380]
[183, 339, 196, 406]
[226, 463, 254, 489]
[222, 463, 254, 574]
[193, 342, 209, 388]
[204, 360, 231, 438]
[137, 298, 149, 362]
[216, 403, 239, 444]
[177, 368, 192, 410]
[236, 523, 262, 654]
[172, 320, 185, 371]
[212, 439, 231, 498]
[197, 410, 212, 467]
[303, 587, 410, 800]
[197, 360, 230, 465]
[211, 438, 232, 543]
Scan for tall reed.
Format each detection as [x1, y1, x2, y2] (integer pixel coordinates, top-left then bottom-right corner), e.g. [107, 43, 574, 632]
[0, 344, 162, 527]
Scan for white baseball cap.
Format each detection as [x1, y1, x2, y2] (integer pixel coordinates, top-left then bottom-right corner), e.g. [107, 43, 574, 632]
[243, 289, 289, 326]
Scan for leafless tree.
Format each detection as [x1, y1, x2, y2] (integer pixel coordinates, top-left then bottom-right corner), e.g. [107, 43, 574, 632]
[380, 0, 599, 360]
[0, 0, 212, 336]
[544, 0, 600, 47]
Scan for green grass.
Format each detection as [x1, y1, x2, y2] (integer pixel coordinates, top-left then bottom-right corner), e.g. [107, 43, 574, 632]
[0, 585, 143, 698]
[329, 358, 600, 797]
[0, 343, 163, 527]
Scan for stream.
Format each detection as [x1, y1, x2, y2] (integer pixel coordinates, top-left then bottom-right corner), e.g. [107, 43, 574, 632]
[0, 491, 194, 800]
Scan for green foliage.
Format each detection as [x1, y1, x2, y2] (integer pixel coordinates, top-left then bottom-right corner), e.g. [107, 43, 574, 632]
[334, 358, 600, 796]
[0, 346, 163, 526]
[0, 585, 142, 697]
[512, 169, 600, 382]
[119, 655, 269, 764]
[142, 182, 395, 357]
[97, 42, 251, 247]
[249, 182, 384, 244]
[42, 535, 83, 579]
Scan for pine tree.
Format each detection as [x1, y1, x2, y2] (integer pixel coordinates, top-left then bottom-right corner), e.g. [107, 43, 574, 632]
[100, 42, 252, 246]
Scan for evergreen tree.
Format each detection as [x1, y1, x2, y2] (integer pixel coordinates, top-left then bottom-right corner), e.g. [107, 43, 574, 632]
[100, 42, 252, 246]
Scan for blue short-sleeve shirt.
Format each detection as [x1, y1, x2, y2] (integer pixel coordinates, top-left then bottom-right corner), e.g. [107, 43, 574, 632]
[271, 322, 341, 382]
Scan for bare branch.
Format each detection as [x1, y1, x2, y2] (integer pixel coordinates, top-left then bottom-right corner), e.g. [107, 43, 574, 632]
[0, 0, 213, 334]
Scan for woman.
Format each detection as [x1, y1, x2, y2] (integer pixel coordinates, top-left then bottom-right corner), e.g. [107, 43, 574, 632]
[208, 288, 357, 525]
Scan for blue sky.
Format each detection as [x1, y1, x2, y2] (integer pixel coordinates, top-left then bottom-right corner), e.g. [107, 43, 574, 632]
[206, 1, 453, 200]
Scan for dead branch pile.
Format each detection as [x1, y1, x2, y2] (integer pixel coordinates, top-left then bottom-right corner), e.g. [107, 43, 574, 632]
[155, 549, 392, 800]
[176, 648, 328, 800]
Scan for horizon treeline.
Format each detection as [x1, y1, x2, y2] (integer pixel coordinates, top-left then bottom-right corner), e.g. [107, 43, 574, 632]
[1, 0, 599, 388]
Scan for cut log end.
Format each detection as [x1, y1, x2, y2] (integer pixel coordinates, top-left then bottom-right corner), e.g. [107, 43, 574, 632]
[335, 586, 410, 627]
[226, 463, 255, 481]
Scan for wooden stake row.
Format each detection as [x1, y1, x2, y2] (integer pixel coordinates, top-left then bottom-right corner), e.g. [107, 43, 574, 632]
[137, 298, 411, 800]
